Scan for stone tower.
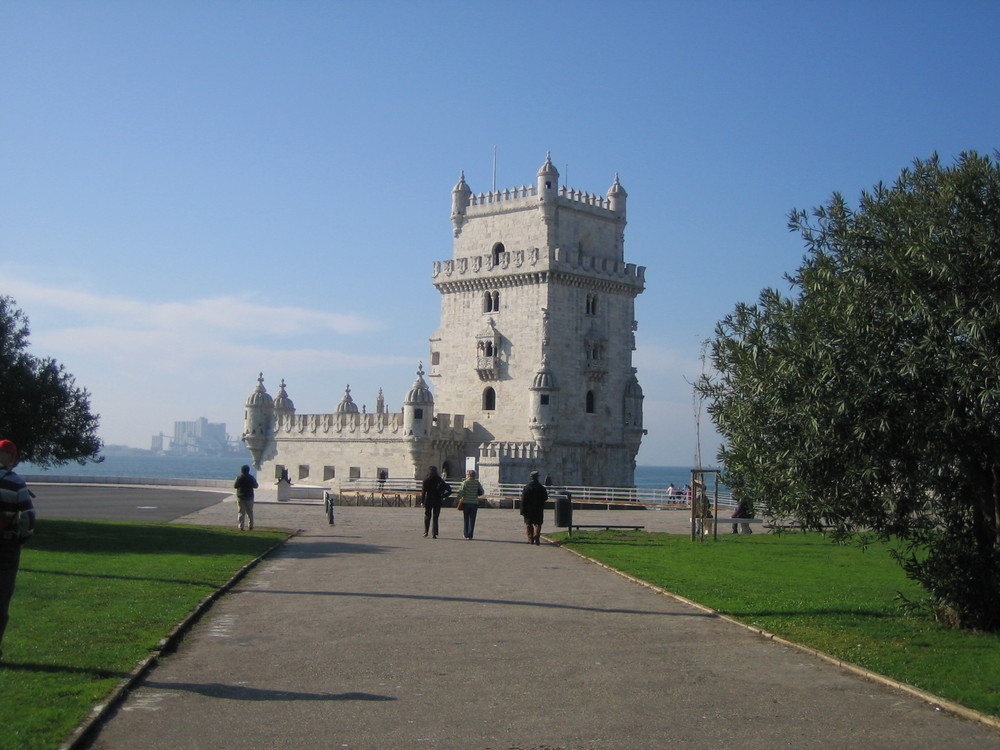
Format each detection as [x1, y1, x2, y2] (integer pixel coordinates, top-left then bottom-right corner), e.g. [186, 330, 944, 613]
[429, 154, 645, 486]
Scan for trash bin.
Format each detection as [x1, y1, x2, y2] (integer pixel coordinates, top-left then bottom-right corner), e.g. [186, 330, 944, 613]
[554, 491, 573, 528]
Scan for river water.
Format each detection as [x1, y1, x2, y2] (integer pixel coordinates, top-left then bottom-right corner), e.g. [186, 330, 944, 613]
[20, 454, 715, 490]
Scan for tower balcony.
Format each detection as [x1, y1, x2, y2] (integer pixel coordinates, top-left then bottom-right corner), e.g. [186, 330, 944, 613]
[476, 356, 502, 381]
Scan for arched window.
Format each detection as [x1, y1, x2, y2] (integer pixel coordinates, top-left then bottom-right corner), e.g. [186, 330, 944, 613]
[483, 387, 496, 411]
[492, 243, 505, 265]
[483, 290, 501, 313]
[586, 390, 595, 414]
[586, 294, 598, 315]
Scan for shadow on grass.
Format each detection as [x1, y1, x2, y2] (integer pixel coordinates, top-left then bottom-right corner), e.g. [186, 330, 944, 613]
[29, 519, 285, 557]
[19, 567, 222, 588]
[143, 681, 396, 702]
[1, 661, 129, 679]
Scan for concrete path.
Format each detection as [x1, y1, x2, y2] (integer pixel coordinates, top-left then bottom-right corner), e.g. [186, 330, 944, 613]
[87, 499, 999, 750]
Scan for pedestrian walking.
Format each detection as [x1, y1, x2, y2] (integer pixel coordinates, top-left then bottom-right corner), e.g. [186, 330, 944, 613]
[520, 470, 547, 545]
[233, 465, 258, 530]
[0, 439, 35, 660]
[421, 466, 451, 538]
[456, 469, 485, 540]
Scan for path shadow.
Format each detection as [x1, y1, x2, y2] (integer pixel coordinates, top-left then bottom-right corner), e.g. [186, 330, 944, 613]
[243, 589, 714, 618]
[143, 680, 396, 702]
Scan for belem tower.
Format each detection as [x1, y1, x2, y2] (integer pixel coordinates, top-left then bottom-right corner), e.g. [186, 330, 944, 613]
[242, 154, 646, 488]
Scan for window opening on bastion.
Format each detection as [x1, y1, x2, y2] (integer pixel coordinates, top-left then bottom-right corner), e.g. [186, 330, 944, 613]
[483, 387, 496, 411]
[586, 294, 599, 315]
[492, 243, 505, 265]
[586, 390, 596, 414]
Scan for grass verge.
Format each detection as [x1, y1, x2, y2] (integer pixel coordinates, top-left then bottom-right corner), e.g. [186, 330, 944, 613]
[553, 529, 1000, 718]
[1, 519, 289, 750]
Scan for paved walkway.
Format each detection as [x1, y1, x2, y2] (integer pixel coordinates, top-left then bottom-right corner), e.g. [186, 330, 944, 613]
[87, 498, 999, 750]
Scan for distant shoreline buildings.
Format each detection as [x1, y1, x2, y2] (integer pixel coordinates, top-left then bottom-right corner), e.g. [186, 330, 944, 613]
[151, 417, 242, 456]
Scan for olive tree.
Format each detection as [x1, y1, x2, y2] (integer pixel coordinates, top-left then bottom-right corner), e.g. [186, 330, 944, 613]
[697, 152, 1000, 630]
[0, 296, 102, 467]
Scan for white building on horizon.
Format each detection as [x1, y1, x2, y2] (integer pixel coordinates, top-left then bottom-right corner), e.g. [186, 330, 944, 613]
[243, 155, 646, 488]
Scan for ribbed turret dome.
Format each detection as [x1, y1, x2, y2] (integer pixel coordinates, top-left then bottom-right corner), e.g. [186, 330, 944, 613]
[537, 152, 559, 179]
[531, 356, 559, 390]
[273, 379, 295, 412]
[608, 173, 627, 197]
[625, 372, 643, 397]
[335, 385, 360, 414]
[245, 373, 273, 407]
[405, 364, 434, 405]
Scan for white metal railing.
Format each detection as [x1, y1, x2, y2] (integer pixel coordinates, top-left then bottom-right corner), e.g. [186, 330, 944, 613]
[326, 478, 742, 511]
[495, 482, 735, 509]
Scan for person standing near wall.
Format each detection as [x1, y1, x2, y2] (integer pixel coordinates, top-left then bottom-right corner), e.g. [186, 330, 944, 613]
[520, 470, 547, 545]
[0, 440, 35, 660]
[234, 465, 259, 531]
[456, 469, 485, 540]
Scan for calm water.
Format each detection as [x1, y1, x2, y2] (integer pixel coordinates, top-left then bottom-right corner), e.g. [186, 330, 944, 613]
[21, 454, 714, 489]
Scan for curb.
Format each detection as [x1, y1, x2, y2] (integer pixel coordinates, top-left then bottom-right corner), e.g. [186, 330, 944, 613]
[57, 529, 299, 750]
[548, 534, 1000, 736]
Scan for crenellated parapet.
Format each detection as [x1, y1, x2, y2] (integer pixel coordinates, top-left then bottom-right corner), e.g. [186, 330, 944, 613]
[480, 440, 544, 461]
[271, 410, 470, 442]
[432, 246, 645, 291]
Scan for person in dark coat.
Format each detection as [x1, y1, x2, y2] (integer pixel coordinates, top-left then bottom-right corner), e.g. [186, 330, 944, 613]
[233, 465, 259, 531]
[520, 470, 548, 545]
[421, 466, 450, 538]
[0, 439, 35, 660]
[730, 491, 753, 535]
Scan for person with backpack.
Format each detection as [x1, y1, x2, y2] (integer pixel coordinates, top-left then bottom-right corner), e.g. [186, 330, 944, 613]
[421, 466, 450, 538]
[233, 465, 259, 531]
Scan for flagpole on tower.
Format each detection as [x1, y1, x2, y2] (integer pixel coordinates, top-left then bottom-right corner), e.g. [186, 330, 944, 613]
[492, 146, 497, 193]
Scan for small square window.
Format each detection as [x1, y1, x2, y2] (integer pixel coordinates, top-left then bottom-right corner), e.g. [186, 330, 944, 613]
[324, 466, 336, 480]
[540, 394, 550, 405]
[298, 465, 309, 480]
[349, 466, 361, 479]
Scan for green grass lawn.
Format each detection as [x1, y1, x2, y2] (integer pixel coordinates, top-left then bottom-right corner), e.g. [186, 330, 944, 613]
[554, 529, 1000, 719]
[0, 519, 289, 750]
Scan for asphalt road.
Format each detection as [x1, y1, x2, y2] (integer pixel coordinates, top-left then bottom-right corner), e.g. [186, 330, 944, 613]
[25, 484, 230, 522]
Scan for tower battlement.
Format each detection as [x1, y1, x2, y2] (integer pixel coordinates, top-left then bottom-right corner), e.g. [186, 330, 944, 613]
[464, 184, 621, 215]
[431, 247, 645, 289]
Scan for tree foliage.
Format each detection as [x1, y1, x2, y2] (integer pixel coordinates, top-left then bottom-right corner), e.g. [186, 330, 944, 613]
[0, 296, 102, 467]
[697, 152, 1000, 630]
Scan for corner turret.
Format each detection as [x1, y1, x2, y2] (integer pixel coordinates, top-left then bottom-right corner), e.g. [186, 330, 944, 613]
[607, 173, 627, 216]
[529, 355, 560, 451]
[242, 373, 274, 469]
[451, 171, 472, 237]
[537, 153, 559, 203]
[403, 363, 434, 437]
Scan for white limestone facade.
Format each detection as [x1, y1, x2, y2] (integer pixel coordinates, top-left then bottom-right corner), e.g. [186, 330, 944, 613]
[243, 155, 645, 488]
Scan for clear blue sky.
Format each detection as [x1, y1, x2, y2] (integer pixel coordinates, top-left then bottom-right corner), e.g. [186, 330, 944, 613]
[3, 1, 998, 466]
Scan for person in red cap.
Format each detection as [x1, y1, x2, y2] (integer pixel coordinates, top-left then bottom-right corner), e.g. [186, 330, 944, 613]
[0, 439, 35, 660]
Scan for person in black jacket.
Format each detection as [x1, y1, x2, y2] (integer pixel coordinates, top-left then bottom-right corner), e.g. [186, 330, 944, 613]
[421, 466, 450, 538]
[520, 470, 548, 545]
[233, 465, 259, 531]
[0, 439, 35, 660]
